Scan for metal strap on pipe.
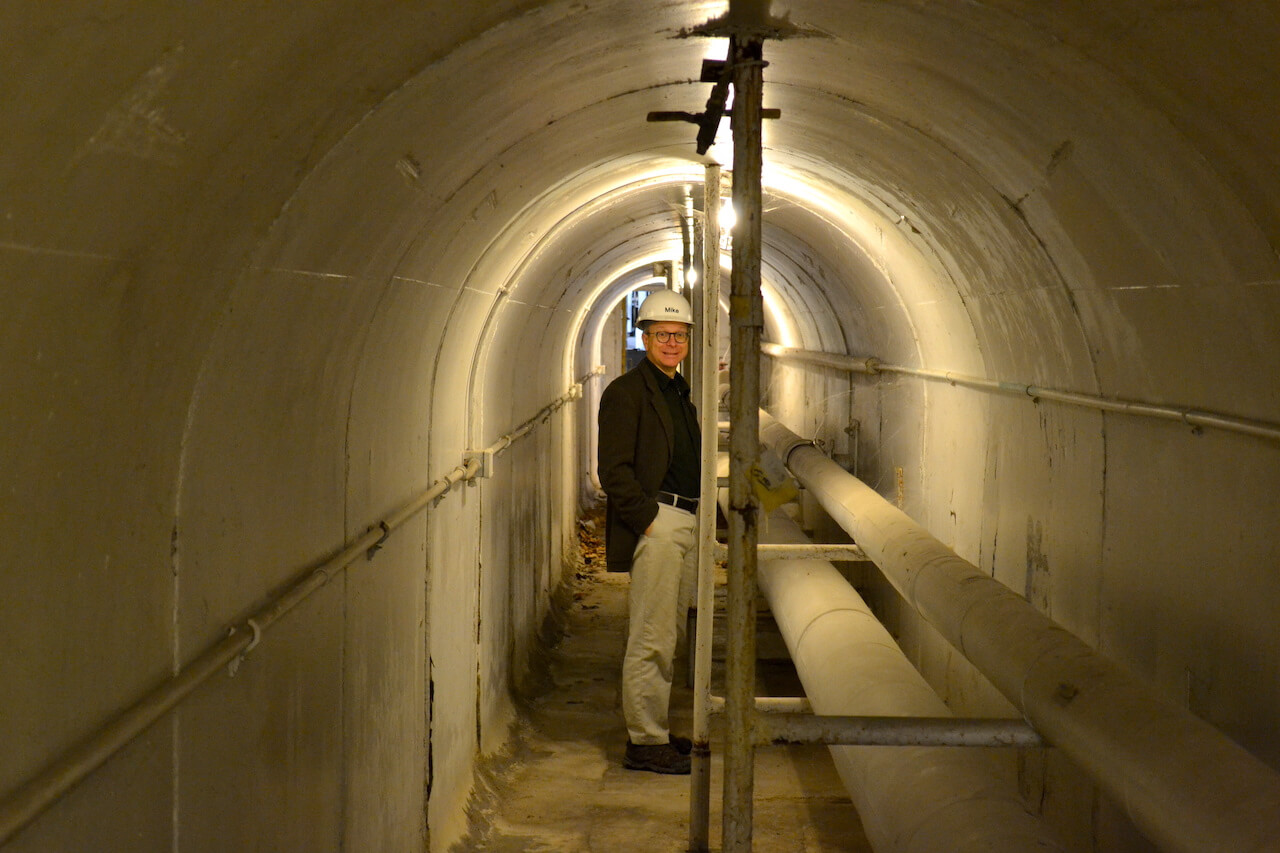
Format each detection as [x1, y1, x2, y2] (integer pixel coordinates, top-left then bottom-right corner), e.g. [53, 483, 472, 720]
[0, 370, 601, 847]
[763, 343, 1280, 443]
[759, 410, 1280, 852]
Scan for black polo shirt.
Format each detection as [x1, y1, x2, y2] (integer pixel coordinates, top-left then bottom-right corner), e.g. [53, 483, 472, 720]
[642, 357, 700, 499]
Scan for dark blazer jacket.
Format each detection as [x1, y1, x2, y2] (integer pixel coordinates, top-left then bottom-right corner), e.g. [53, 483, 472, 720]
[597, 359, 701, 572]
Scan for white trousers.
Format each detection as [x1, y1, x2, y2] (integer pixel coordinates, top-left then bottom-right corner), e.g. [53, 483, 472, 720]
[623, 502, 699, 745]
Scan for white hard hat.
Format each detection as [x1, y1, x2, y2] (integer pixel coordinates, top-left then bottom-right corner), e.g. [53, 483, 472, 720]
[637, 289, 694, 326]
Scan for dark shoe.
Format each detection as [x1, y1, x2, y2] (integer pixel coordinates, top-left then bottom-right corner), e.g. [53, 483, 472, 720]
[669, 734, 692, 755]
[624, 741, 691, 775]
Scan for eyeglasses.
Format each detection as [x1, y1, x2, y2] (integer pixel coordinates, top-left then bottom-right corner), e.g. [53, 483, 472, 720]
[647, 330, 690, 344]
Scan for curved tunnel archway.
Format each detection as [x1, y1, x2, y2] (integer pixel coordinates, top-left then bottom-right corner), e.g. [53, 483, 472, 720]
[3, 2, 1279, 850]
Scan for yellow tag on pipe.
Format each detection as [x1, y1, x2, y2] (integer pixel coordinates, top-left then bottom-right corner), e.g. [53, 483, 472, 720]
[749, 462, 798, 513]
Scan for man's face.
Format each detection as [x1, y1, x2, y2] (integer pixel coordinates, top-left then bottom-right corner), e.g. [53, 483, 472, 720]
[643, 321, 691, 376]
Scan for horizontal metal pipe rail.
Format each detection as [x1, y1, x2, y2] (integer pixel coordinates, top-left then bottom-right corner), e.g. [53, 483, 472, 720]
[761, 342, 1280, 443]
[757, 714, 1043, 748]
[760, 409, 1280, 852]
[707, 538, 1041, 749]
[708, 695, 813, 714]
[712, 542, 868, 561]
[0, 368, 603, 847]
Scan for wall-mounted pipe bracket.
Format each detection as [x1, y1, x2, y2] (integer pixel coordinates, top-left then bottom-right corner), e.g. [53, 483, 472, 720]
[464, 449, 495, 479]
[226, 619, 262, 678]
[365, 521, 391, 560]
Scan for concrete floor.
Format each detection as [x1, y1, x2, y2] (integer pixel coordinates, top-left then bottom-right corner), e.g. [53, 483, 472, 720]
[453, 514, 873, 852]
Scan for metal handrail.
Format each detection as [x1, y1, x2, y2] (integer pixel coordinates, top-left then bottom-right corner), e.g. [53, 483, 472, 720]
[0, 368, 602, 846]
[761, 342, 1280, 443]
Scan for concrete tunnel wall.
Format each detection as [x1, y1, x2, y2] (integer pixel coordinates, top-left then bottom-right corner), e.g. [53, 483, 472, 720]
[3, 2, 1279, 851]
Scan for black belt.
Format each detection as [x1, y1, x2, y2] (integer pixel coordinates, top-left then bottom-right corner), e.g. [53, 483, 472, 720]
[657, 491, 698, 513]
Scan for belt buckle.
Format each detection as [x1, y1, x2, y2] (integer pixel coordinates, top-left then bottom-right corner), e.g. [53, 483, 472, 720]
[660, 492, 692, 512]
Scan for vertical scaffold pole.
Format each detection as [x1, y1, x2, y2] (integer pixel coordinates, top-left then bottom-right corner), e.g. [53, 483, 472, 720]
[690, 164, 722, 853]
[723, 32, 765, 853]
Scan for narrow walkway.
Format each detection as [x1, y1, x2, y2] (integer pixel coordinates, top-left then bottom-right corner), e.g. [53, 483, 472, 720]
[455, 509, 873, 852]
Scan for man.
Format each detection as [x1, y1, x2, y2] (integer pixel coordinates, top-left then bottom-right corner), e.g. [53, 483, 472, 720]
[597, 289, 701, 775]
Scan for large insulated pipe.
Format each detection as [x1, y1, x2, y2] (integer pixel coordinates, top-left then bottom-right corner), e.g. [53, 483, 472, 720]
[759, 411, 1280, 852]
[753, 508, 1067, 851]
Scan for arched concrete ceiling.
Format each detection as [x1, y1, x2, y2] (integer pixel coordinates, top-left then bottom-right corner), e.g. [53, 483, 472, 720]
[276, 0, 1277, 422]
[8, 1, 1277, 460]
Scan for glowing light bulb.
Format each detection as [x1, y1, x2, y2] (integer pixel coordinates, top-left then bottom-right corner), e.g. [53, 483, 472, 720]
[720, 199, 737, 231]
